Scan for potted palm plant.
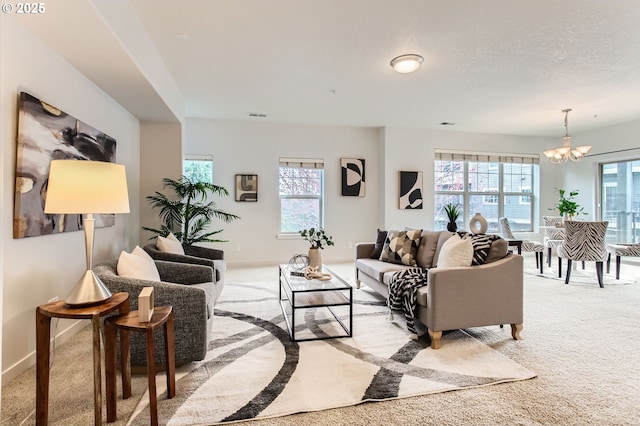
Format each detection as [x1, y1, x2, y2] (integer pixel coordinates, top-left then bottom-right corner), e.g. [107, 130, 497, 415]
[443, 202, 461, 232]
[143, 176, 240, 245]
[300, 227, 334, 269]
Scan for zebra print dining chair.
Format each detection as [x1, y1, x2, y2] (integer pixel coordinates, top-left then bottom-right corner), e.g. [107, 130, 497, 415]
[543, 215, 565, 275]
[498, 217, 544, 274]
[556, 221, 609, 288]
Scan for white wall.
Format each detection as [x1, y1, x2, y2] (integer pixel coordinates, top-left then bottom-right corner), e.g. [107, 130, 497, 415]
[547, 119, 640, 220]
[382, 126, 561, 233]
[1, 19, 141, 384]
[185, 119, 382, 265]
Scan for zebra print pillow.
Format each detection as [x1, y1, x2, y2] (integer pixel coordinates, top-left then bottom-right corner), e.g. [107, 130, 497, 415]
[456, 232, 503, 265]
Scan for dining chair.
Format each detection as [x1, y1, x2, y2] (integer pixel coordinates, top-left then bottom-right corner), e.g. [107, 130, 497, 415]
[556, 221, 609, 288]
[498, 217, 544, 274]
[543, 215, 565, 275]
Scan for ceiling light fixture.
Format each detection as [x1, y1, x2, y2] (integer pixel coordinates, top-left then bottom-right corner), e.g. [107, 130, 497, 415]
[390, 54, 424, 73]
[543, 109, 592, 164]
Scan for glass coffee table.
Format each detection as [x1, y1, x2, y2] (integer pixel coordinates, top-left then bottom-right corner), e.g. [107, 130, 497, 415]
[278, 264, 352, 342]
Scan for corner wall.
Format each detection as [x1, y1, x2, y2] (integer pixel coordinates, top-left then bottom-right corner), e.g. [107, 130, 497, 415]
[1, 19, 141, 384]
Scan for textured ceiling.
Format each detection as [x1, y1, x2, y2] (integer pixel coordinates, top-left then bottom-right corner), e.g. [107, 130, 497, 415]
[14, 0, 640, 136]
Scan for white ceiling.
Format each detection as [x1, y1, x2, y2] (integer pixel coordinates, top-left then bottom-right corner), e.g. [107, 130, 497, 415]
[14, 0, 640, 136]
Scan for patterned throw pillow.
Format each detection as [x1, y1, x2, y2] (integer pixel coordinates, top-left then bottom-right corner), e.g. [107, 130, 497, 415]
[370, 229, 388, 259]
[379, 229, 423, 266]
[456, 232, 503, 265]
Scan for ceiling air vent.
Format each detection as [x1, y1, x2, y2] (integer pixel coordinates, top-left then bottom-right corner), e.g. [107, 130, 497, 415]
[248, 113, 267, 118]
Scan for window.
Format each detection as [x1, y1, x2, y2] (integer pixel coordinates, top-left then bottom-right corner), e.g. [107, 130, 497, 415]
[434, 150, 539, 232]
[279, 158, 324, 233]
[184, 155, 213, 183]
[599, 159, 640, 243]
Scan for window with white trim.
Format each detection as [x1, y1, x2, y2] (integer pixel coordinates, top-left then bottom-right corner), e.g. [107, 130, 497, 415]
[184, 155, 213, 183]
[279, 158, 324, 233]
[434, 150, 539, 233]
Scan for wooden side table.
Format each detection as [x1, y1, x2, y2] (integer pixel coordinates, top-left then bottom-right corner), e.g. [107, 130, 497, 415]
[105, 306, 176, 426]
[35, 292, 130, 426]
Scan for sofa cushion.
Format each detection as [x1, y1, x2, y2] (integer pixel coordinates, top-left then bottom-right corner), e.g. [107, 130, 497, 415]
[370, 229, 388, 259]
[415, 231, 442, 269]
[484, 238, 509, 264]
[157, 232, 185, 255]
[432, 231, 455, 267]
[379, 229, 423, 266]
[436, 234, 474, 268]
[117, 246, 160, 281]
[356, 258, 410, 282]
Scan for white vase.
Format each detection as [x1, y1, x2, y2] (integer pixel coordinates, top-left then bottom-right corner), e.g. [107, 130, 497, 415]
[308, 248, 322, 270]
[469, 212, 488, 234]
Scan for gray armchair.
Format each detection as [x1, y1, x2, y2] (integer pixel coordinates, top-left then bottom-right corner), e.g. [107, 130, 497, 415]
[144, 243, 225, 302]
[94, 260, 216, 367]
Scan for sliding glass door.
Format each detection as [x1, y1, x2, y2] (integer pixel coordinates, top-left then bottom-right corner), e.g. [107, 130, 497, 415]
[600, 159, 640, 243]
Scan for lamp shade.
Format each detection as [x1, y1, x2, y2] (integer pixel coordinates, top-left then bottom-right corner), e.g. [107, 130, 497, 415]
[44, 160, 130, 214]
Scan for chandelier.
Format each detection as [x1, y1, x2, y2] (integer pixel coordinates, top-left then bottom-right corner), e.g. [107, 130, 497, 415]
[543, 109, 592, 163]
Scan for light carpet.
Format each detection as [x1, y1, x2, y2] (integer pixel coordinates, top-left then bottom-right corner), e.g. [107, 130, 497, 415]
[525, 262, 637, 285]
[128, 277, 535, 425]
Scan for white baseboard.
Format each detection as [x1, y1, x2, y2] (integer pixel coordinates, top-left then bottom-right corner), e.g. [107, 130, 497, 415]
[2, 319, 86, 385]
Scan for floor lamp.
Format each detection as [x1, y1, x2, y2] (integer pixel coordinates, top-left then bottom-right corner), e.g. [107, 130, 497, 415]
[44, 160, 130, 306]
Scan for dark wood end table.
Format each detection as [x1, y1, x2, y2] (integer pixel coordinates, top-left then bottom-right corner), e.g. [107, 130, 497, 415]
[35, 292, 130, 426]
[104, 306, 176, 426]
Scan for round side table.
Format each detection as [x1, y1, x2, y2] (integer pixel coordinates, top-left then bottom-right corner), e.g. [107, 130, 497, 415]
[104, 306, 176, 426]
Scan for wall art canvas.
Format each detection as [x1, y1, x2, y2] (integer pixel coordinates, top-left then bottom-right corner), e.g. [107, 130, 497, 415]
[399, 171, 423, 209]
[13, 92, 117, 239]
[235, 174, 258, 202]
[341, 158, 366, 197]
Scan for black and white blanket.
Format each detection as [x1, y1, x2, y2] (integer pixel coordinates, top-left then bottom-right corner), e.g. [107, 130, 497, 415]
[388, 268, 428, 334]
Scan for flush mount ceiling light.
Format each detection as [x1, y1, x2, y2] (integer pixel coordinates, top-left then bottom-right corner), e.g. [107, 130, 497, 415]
[390, 54, 424, 73]
[543, 108, 592, 164]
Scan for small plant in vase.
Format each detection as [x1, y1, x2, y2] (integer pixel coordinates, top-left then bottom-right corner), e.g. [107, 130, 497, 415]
[443, 203, 461, 232]
[551, 189, 586, 220]
[300, 227, 334, 269]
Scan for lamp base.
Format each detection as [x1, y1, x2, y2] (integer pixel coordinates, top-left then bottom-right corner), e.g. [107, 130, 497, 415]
[64, 270, 113, 307]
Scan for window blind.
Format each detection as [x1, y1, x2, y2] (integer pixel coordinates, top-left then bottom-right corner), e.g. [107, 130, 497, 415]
[279, 157, 324, 169]
[434, 149, 539, 164]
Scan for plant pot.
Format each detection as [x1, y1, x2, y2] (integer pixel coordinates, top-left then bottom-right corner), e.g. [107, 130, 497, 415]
[447, 222, 457, 232]
[308, 248, 322, 270]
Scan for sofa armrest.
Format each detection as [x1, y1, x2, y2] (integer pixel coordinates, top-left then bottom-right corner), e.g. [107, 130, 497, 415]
[183, 244, 224, 260]
[355, 242, 375, 259]
[154, 260, 213, 284]
[425, 254, 523, 331]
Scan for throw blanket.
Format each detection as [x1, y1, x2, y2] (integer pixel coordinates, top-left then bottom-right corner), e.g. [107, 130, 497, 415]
[388, 268, 428, 334]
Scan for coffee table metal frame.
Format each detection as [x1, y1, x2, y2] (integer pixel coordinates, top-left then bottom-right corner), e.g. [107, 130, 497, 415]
[278, 264, 352, 342]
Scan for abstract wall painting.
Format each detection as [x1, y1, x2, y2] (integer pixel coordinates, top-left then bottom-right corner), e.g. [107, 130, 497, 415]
[13, 92, 117, 239]
[399, 171, 423, 209]
[341, 158, 365, 197]
[235, 174, 258, 202]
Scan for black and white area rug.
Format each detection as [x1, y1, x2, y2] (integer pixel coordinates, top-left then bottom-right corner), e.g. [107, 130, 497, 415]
[129, 280, 536, 425]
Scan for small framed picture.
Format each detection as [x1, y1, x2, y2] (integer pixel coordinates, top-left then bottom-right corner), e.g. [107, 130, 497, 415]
[235, 174, 258, 202]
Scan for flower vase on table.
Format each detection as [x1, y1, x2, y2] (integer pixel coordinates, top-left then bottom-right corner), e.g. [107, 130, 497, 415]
[308, 248, 322, 270]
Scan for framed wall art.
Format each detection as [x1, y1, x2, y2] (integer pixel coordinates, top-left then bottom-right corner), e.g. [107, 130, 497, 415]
[235, 174, 258, 202]
[340, 158, 365, 197]
[13, 92, 117, 239]
[399, 171, 423, 209]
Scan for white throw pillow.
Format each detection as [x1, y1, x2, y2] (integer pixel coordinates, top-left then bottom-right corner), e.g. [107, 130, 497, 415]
[436, 235, 474, 268]
[157, 232, 185, 255]
[117, 246, 161, 281]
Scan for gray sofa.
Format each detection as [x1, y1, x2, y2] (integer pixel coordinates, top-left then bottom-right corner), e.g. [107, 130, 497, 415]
[94, 259, 216, 367]
[355, 230, 524, 349]
[143, 243, 225, 303]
